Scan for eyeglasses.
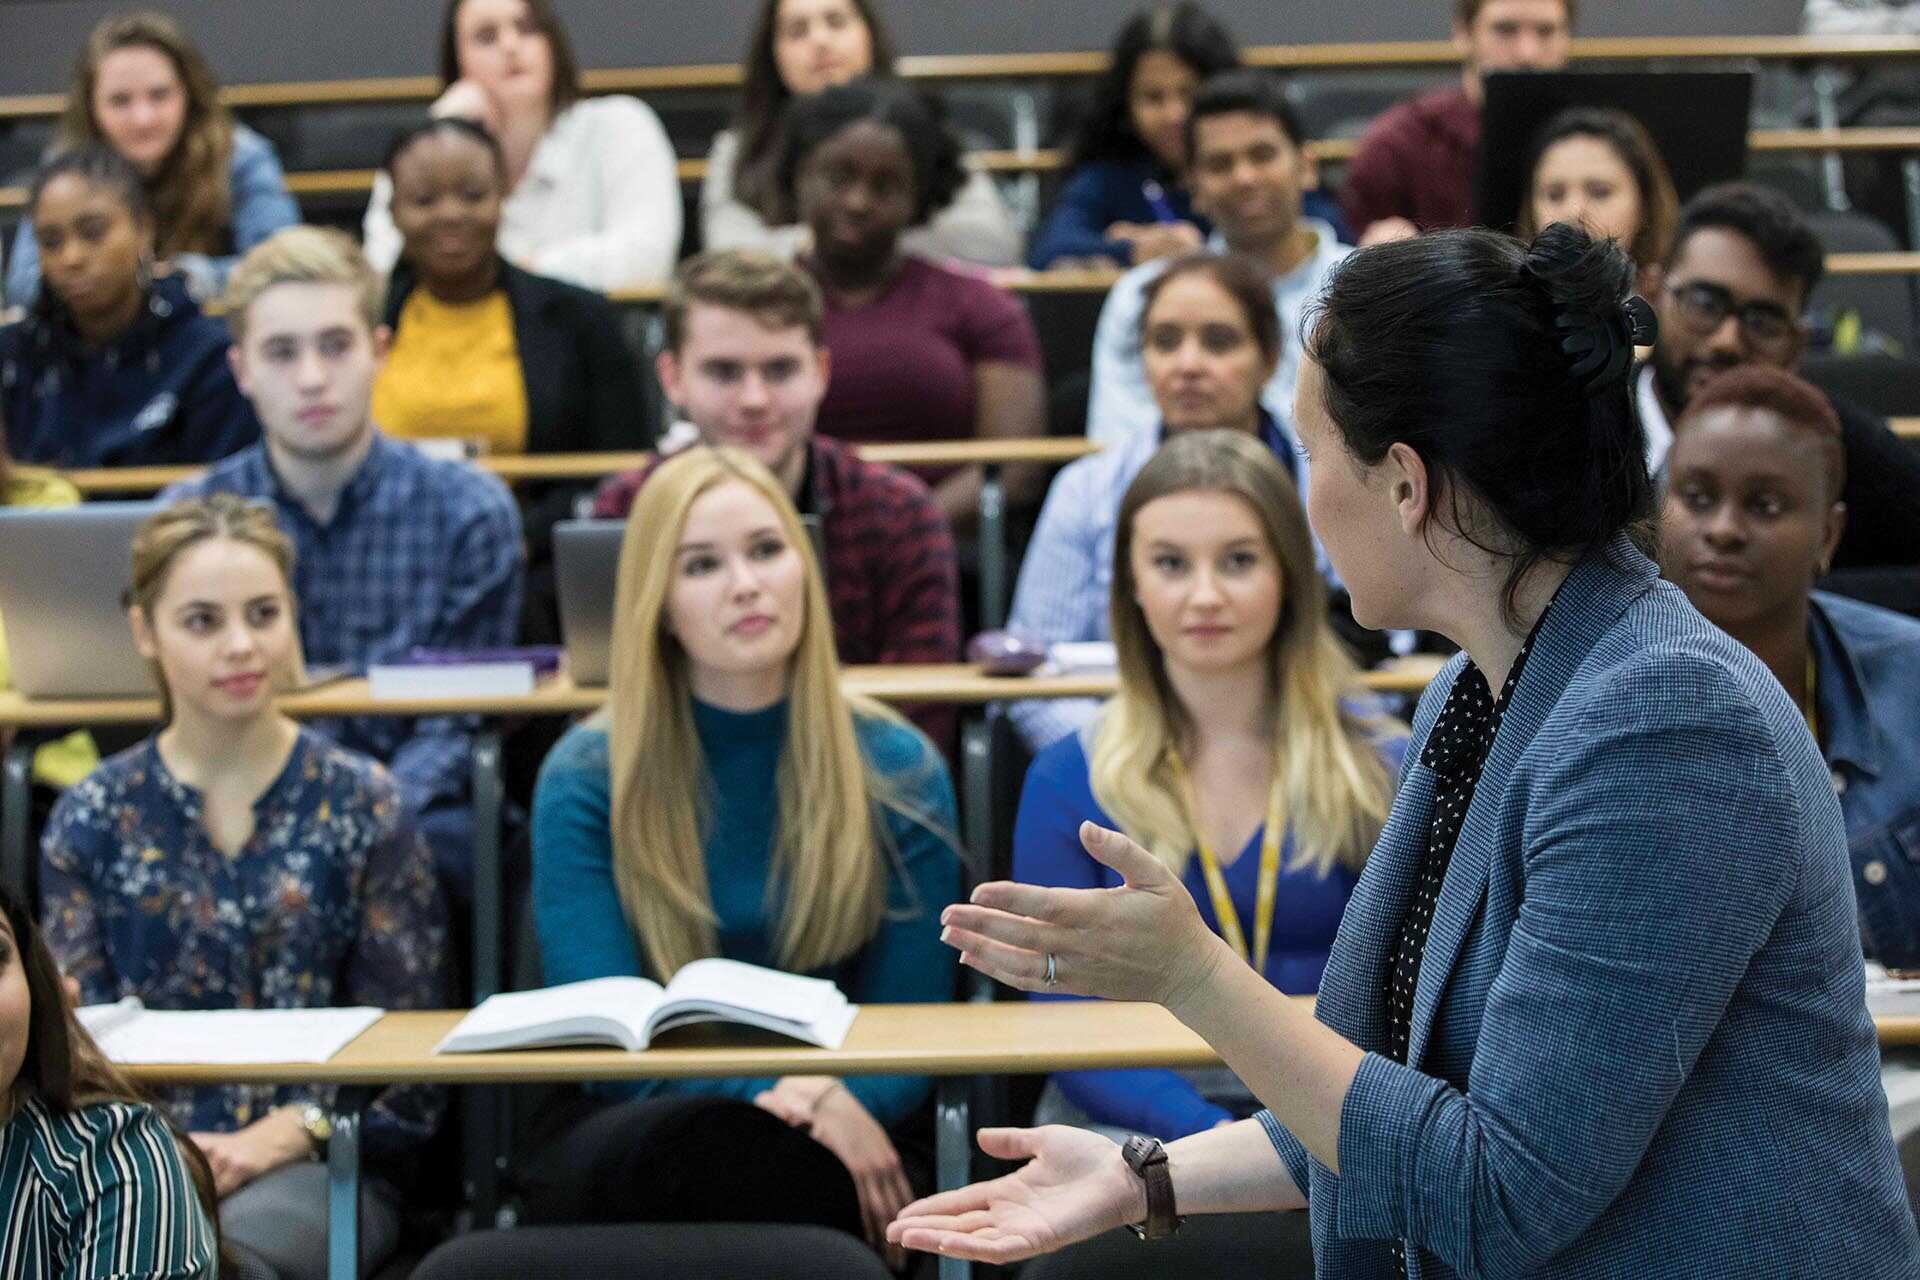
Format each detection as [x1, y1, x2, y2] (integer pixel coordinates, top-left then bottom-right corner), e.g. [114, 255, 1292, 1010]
[1665, 281, 1800, 354]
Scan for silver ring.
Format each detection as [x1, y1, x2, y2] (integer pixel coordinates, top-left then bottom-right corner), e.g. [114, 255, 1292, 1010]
[1043, 952, 1059, 986]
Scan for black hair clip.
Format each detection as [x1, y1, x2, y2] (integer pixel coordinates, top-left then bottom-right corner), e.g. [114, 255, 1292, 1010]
[1557, 295, 1658, 397]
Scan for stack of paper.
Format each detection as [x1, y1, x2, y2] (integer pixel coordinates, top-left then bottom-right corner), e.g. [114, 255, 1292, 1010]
[76, 1000, 383, 1065]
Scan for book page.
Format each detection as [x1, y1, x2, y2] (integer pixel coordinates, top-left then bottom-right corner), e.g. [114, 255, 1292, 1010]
[659, 958, 843, 1021]
[434, 976, 664, 1053]
[76, 997, 145, 1042]
[93, 1007, 384, 1065]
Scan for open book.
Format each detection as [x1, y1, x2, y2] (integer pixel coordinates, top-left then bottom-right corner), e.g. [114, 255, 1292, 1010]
[1867, 962, 1920, 1018]
[434, 960, 858, 1055]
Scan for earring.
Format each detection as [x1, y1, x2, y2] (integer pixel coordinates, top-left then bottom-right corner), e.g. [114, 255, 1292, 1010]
[135, 253, 154, 293]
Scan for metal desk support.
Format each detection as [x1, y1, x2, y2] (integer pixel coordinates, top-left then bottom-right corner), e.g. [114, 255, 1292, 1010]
[936, 1074, 975, 1280]
[326, 1087, 374, 1280]
[466, 730, 507, 1224]
[1, 742, 31, 904]
[980, 464, 1009, 631]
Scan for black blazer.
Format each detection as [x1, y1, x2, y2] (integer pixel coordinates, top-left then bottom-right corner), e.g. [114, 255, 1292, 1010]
[382, 256, 649, 455]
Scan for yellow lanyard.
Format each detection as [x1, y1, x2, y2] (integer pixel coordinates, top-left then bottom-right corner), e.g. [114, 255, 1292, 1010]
[1168, 751, 1285, 973]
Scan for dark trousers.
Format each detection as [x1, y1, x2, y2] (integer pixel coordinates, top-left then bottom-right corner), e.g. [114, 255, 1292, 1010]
[517, 1092, 931, 1239]
[1020, 1210, 1315, 1280]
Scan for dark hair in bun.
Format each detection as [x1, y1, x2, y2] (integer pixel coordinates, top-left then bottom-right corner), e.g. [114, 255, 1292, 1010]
[1303, 222, 1653, 619]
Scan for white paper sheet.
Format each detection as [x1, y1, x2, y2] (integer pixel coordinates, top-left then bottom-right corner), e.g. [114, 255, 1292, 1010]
[88, 1006, 385, 1065]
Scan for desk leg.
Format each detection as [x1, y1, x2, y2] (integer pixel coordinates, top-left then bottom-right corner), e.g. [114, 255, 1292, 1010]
[1, 742, 31, 905]
[467, 732, 506, 1224]
[326, 1090, 370, 1280]
[959, 710, 993, 892]
[980, 464, 1008, 631]
[936, 1075, 974, 1280]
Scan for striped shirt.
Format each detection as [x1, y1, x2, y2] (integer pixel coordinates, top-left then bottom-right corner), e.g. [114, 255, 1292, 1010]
[0, 1095, 216, 1279]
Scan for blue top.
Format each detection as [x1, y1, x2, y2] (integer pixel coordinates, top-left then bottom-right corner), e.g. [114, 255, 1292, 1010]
[1808, 590, 1920, 967]
[531, 700, 962, 1125]
[6, 125, 299, 309]
[39, 729, 453, 1166]
[0, 274, 257, 468]
[1014, 718, 1405, 1140]
[1026, 159, 1209, 270]
[162, 435, 524, 814]
[1257, 537, 1916, 1278]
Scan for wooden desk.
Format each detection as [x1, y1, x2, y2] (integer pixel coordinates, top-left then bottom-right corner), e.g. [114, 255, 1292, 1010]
[0, 657, 1442, 731]
[1893, 417, 1920, 440]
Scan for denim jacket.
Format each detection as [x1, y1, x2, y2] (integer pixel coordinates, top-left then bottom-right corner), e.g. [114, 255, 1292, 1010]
[1810, 591, 1920, 966]
[5, 125, 298, 308]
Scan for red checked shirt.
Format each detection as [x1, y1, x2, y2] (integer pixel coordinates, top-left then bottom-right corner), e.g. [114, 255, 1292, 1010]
[591, 434, 962, 753]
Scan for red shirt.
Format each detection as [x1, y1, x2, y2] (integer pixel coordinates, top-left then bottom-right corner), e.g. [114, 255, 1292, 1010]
[591, 435, 962, 752]
[1340, 86, 1480, 237]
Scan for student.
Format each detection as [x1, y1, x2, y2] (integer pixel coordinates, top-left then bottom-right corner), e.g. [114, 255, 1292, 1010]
[40, 495, 452, 1280]
[1342, 0, 1572, 245]
[1012, 431, 1401, 1278]
[1641, 182, 1920, 569]
[161, 227, 524, 905]
[1517, 107, 1676, 296]
[1027, 3, 1238, 271]
[892, 223, 1917, 1275]
[362, 0, 681, 291]
[4, 10, 298, 308]
[1086, 70, 1351, 445]
[527, 446, 960, 1266]
[1011, 252, 1291, 752]
[590, 250, 961, 748]
[0, 149, 257, 469]
[0, 437, 97, 790]
[0, 883, 221, 1279]
[1659, 366, 1920, 967]
[704, 0, 1021, 266]
[778, 79, 1046, 530]
[372, 116, 647, 563]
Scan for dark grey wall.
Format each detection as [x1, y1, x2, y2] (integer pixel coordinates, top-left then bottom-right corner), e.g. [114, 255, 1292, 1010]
[0, 0, 1804, 97]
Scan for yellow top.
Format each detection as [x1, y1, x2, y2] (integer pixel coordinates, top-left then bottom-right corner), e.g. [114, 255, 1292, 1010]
[0, 469, 98, 788]
[371, 289, 530, 455]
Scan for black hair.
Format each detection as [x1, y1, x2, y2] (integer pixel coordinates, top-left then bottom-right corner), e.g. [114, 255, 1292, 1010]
[1066, 3, 1241, 170]
[28, 146, 150, 225]
[773, 77, 966, 226]
[1139, 250, 1282, 367]
[1667, 181, 1827, 303]
[1183, 69, 1305, 159]
[381, 115, 506, 181]
[1304, 222, 1653, 619]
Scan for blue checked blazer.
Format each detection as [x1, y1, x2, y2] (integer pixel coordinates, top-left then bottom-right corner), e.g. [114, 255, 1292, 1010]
[1258, 536, 1918, 1278]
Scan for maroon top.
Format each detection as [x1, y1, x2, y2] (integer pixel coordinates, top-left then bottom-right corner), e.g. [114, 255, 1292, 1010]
[808, 255, 1042, 447]
[591, 435, 962, 753]
[1340, 86, 1481, 238]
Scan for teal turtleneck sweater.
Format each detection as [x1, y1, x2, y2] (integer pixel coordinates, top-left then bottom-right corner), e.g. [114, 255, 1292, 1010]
[531, 698, 961, 1124]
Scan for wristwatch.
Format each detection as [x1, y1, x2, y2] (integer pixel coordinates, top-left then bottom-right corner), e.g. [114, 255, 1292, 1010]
[298, 1105, 334, 1160]
[1121, 1135, 1181, 1240]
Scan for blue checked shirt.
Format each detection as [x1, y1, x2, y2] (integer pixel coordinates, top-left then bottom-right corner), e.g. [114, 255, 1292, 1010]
[162, 433, 524, 813]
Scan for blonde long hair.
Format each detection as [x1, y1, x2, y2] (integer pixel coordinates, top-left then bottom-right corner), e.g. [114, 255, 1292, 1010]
[608, 447, 946, 982]
[60, 12, 234, 260]
[127, 495, 298, 723]
[1091, 430, 1398, 879]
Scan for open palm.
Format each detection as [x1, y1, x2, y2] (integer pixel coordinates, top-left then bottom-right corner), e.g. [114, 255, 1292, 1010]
[887, 1126, 1139, 1264]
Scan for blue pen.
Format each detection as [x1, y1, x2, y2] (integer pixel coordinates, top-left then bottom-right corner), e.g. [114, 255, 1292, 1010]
[1141, 179, 1181, 224]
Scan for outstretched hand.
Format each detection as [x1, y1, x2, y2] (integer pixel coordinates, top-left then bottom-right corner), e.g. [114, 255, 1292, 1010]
[887, 1126, 1142, 1264]
[939, 822, 1228, 1010]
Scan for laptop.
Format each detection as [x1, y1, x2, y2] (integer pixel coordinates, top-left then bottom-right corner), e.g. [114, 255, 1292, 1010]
[1475, 69, 1755, 236]
[553, 519, 626, 688]
[0, 503, 160, 698]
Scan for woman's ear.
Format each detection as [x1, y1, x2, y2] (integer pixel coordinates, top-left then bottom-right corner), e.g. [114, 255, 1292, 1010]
[1384, 441, 1431, 537]
[127, 606, 157, 660]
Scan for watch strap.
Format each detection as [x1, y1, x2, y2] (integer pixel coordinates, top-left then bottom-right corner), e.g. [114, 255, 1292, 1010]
[1121, 1136, 1180, 1240]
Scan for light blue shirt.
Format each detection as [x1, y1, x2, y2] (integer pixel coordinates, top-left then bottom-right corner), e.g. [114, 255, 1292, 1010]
[1085, 220, 1352, 444]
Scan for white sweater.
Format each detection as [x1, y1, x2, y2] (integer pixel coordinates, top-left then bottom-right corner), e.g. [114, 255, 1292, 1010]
[363, 95, 683, 290]
[700, 127, 1022, 267]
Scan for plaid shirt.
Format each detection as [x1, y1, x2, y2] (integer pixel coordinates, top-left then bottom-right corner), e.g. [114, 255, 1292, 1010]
[163, 433, 524, 812]
[591, 434, 961, 748]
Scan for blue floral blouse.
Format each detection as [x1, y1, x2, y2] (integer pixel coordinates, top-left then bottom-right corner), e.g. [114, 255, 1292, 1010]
[39, 729, 452, 1164]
